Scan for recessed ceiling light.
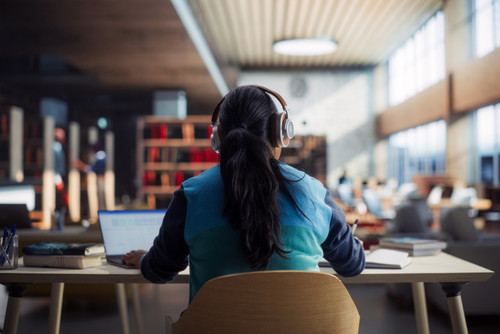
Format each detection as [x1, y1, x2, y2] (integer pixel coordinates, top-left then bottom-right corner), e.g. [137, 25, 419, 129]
[273, 38, 338, 56]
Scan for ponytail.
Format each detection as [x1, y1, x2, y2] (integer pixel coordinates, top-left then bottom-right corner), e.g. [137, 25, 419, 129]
[217, 86, 309, 269]
[220, 127, 289, 269]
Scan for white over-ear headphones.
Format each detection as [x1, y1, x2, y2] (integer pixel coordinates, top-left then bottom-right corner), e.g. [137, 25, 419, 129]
[210, 85, 294, 153]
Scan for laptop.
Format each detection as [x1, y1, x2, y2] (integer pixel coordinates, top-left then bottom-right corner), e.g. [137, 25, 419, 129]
[0, 203, 33, 229]
[98, 210, 165, 268]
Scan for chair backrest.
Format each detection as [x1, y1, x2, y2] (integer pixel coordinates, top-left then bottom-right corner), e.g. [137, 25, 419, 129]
[394, 203, 428, 233]
[440, 207, 480, 241]
[168, 271, 359, 334]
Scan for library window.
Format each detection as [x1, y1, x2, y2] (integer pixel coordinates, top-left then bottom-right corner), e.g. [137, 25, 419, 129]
[475, 103, 500, 185]
[472, 0, 500, 58]
[387, 120, 447, 185]
[387, 11, 445, 106]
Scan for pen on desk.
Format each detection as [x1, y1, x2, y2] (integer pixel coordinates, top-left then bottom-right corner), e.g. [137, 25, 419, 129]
[5, 224, 16, 253]
[351, 219, 358, 235]
[0, 226, 9, 263]
[1, 225, 15, 266]
[2, 227, 8, 247]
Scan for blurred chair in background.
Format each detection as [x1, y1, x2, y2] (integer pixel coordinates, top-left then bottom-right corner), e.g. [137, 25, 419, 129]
[450, 187, 479, 217]
[440, 206, 480, 241]
[386, 195, 449, 239]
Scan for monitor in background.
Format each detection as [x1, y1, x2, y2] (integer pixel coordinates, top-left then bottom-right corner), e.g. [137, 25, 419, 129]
[0, 184, 36, 211]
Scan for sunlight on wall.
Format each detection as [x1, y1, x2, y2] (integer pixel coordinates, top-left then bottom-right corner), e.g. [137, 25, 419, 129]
[238, 70, 374, 188]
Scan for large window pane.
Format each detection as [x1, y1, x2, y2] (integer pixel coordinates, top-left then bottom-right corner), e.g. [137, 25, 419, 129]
[473, 0, 500, 58]
[388, 11, 445, 106]
[476, 104, 499, 185]
[387, 120, 447, 184]
[495, 0, 500, 46]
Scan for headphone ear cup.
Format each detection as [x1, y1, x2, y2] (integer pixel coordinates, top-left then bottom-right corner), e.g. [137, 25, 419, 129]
[274, 111, 286, 148]
[211, 125, 221, 153]
[273, 111, 293, 148]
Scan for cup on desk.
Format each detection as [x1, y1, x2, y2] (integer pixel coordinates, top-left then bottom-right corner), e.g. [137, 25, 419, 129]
[0, 234, 18, 270]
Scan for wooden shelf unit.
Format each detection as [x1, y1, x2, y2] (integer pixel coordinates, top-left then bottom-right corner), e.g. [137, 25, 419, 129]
[136, 116, 218, 208]
[137, 116, 328, 208]
[22, 116, 45, 184]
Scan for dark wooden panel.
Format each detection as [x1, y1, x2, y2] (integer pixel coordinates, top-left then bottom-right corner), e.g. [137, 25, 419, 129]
[452, 48, 500, 113]
[0, 0, 223, 114]
[377, 77, 450, 138]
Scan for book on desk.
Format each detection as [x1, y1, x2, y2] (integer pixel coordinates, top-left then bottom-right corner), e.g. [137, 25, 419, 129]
[319, 248, 413, 269]
[22, 242, 105, 269]
[23, 254, 104, 269]
[364, 249, 413, 269]
[378, 237, 447, 256]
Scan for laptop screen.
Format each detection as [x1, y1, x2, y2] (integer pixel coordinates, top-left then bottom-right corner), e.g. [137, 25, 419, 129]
[98, 210, 165, 256]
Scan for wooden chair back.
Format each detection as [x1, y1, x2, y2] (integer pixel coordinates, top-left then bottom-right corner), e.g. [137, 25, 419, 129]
[167, 270, 359, 334]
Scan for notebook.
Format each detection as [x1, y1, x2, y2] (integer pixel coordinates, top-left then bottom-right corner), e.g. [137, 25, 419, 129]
[98, 210, 165, 268]
[0, 203, 33, 229]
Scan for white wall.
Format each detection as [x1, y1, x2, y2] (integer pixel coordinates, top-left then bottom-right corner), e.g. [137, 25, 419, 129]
[238, 69, 375, 188]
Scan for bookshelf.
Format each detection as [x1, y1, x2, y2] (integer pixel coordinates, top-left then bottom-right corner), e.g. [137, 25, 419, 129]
[23, 114, 44, 184]
[136, 116, 218, 208]
[0, 106, 44, 192]
[137, 116, 328, 208]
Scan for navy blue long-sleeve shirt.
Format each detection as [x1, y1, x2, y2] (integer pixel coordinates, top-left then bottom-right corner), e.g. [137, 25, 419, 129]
[141, 164, 365, 301]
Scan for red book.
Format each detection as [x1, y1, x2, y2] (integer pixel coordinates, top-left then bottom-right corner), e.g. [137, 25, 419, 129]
[159, 124, 168, 140]
[150, 124, 159, 139]
[190, 148, 203, 162]
[149, 147, 160, 162]
[204, 148, 218, 162]
[175, 172, 184, 186]
[144, 171, 156, 186]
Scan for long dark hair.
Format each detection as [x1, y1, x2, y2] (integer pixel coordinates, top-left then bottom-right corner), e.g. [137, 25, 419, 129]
[218, 86, 303, 269]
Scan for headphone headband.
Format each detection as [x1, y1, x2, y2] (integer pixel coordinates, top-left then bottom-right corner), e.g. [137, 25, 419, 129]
[210, 85, 294, 152]
[211, 85, 289, 125]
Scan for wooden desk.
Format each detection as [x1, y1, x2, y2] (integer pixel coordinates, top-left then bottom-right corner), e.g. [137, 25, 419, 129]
[428, 198, 492, 211]
[0, 253, 493, 334]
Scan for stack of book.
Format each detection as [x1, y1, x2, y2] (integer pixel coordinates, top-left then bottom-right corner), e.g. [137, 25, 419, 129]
[378, 237, 447, 256]
[22, 242, 105, 269]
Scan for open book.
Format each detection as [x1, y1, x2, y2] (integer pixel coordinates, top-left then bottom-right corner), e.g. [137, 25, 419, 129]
[365, 249, 413, 269]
